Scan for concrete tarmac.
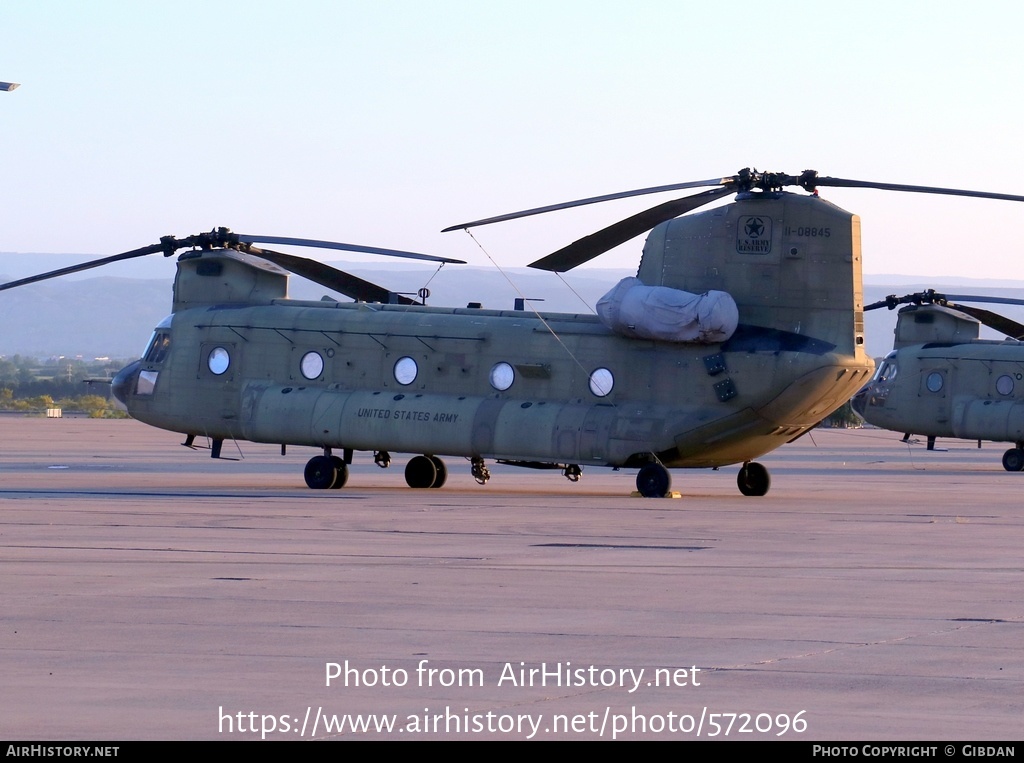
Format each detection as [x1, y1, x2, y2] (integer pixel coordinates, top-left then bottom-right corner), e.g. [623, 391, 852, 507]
[1, 416, 1022, 740]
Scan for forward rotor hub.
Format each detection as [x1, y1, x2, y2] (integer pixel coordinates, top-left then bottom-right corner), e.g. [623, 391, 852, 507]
[730, 168, 820, 194]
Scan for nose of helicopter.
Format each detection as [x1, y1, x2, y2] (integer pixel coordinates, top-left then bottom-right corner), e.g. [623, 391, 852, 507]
[111, 360, 142, 406]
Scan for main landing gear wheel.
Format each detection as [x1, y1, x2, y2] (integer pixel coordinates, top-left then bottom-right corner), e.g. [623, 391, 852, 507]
[1002, 448, 1024, 472]
[304, 455, 338, 490]
[737, 462, 770, 496]
[636, 463, 671, 497]
[406, 455, 446, 488]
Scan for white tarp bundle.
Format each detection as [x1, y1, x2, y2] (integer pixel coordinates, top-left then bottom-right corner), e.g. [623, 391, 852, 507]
[596, 277, 739, 344]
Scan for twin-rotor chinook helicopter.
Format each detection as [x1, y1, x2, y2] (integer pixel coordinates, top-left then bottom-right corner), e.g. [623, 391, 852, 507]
[854, 289, 1024, 470]
[5, 168, 1024, 496]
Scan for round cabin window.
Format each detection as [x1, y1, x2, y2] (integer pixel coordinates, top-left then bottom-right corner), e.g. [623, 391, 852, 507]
[589, 367, 614, 397]
[489, 362, 515, 391]
[300, 351, 324, 380]
[208, 347, 230, 375]
[394, 356, 418, 386]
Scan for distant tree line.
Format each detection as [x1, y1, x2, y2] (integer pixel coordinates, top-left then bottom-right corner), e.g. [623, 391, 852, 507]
[0, 355, 130, 417]
[820, 401, 863, 428]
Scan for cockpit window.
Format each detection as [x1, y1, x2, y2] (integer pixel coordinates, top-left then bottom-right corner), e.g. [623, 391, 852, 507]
[873, 361, 895, 382]
[872, 353, 898, 383]
[144, 331, 171, 364]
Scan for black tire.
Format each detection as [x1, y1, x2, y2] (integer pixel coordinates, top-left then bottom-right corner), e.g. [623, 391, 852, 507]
[405, 455, 438, 488]
[1002, 448, 1024, 472]
[304, 455, 338, 490]
[636, 463, 671, 498]
[737, 462, 771, 496]
[330, 456, 348, 489]
[428, 456, 447, 488]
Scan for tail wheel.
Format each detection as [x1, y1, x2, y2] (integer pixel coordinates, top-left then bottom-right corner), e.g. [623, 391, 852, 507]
[737, 462, 770, 496]
[636, 463, 671, 497]
[1002, 448, 1024, 472]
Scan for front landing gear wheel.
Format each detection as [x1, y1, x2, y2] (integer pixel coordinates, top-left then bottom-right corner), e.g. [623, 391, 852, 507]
[405, 455, 438, 488]
[329, 456, 348, 489]
[1002, 448, 1024, 471]
[636, 463, 671, 497]
[304, 455, 338, 490]
[737, 462, 770, 496]
[428, 456, 447, 488]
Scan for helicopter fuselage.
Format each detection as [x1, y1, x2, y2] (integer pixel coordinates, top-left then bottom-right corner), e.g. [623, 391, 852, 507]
[117, 297, 870, 470]
[855, 339, 1024, 443]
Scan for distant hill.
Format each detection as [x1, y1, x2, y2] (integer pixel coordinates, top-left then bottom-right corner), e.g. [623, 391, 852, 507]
[0, 260, 633, 358]
[0, 276, 170, 358]
[3, 252, 1024, 361]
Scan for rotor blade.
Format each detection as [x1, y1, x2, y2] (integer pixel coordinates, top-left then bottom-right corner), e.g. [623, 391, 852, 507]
[864, 291, 1024, 311]
[528, 186, 735, 272]
[0, 242, 168, 292]
[246, 245, 419, 305]
[441, 177, 733, 232]
[948, 303, 1024, 340]
[942, 293, 1024, 307]
[236, 234, 464, 264]
[812, 176, 1024, 204]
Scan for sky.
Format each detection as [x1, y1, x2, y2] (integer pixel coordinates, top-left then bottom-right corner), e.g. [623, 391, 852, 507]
[3, 0, 1024, 280]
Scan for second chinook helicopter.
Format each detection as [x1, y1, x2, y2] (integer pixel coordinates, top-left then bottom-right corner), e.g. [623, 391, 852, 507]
[854, 290, 1024, 470]
[5, 169, 1023, 495]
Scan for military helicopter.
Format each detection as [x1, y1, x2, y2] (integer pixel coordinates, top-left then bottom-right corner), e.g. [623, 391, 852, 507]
[4, 169, 1024, 496]
[853, 289, 1024, 470]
